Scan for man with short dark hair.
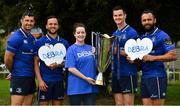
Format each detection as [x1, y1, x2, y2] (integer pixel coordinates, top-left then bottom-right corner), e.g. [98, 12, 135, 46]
[111, 5, 139, 105]
[4, 11, 36, 105]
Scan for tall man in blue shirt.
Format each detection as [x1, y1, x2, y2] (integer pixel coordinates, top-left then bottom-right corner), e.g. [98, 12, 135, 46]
[140, 9, 177, 105]
[111, 5, 139, 105]
[34, 16, 69, 105]
[4, 11, 36, 105]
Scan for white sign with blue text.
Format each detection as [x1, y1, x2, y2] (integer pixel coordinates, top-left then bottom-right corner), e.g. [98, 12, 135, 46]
[125, 38, 153, 60]
[38, 43, 66, 65]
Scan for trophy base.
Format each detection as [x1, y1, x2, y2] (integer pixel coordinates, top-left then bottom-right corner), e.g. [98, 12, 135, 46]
[95, 80, 104, 86]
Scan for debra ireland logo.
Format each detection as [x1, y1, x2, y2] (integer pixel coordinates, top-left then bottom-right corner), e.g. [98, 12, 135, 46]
[38, 43, 66, 65]
[77, 51, 92, 58]
[125, 38, 153, 60]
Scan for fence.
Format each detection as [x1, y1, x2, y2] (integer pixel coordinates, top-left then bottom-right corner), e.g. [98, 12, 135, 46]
[0, 64, 9, 74]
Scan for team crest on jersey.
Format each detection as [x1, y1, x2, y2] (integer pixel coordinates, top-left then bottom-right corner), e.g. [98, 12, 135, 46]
[23, 40, 28, 44]
[165, 38, 172, 45]
[151, 36, 156, 42]
[122, 34, 126, 39]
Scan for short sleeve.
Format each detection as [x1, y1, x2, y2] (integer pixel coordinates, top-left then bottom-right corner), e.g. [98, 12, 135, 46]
[34, 40, 41, 56]
[162, 34, 175, 52]
[6, 33, 22, 54]
[65, 47, 76, 68]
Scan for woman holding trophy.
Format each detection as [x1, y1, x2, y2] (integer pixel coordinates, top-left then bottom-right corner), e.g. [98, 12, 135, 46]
[65, 23, 98, 105]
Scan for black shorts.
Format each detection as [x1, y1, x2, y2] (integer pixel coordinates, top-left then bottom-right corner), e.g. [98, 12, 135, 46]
[38, 81, 64, 101]
[10, 76, 36, 95]
[141, 77, 167, 99]
[112, 75, 137, 94]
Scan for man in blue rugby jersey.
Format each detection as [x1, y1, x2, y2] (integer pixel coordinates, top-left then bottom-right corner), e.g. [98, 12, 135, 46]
[4, 11, 36, 105]
[140, 9, 177, 105]
[34, 16, 69, 106]
[111, 5, 139, 105]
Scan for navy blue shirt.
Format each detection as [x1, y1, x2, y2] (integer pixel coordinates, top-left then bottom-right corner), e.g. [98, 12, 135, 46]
[35, 34, 69, 82]
[112, 25, 139, 77]
[6, 28, 36, 76]
[140, 27, 175, 78]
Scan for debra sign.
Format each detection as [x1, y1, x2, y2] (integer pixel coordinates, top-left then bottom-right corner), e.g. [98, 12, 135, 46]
[125, 38, 153, 60]
[38, 43, 66, 65]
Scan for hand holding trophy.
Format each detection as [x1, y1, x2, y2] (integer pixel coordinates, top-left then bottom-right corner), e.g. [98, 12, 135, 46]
[91, 32, 113, 85]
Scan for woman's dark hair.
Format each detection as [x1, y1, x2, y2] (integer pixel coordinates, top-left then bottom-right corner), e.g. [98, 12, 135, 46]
[73, 22, 86, 34]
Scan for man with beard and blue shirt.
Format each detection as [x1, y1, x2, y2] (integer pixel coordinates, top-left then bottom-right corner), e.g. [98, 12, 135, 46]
[140, 9, 177, 105]
[4, 11, 36, 105]
[34, 16, 69, 106]
[111, 5, 139, 105]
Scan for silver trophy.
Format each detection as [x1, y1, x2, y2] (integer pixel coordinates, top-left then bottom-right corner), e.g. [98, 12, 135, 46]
[91, 32, 113, 85]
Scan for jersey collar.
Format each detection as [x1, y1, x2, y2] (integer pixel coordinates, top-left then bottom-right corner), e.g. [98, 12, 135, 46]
[117, 24, 129, 33]
[145, 27, 158, 36]
[46, 34, 60, 42]
[20, 28, 29, 38]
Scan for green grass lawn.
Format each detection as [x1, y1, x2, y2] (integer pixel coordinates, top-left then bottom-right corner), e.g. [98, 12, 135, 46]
[0, 78, 180, 105]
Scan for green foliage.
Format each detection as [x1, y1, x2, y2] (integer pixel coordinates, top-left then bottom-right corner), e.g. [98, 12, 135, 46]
[0, 0, 179, 44]
[0, 47, 5, 63]
[0, 39, 5, 63]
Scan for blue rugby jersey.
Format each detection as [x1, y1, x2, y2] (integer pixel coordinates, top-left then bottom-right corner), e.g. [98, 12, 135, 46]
[112, 25, 139, 77]
[6, 28, 36, 76]
[35, 34, 69, 81]
[140, 27, 175, 78]
[65, 44, 98, 95]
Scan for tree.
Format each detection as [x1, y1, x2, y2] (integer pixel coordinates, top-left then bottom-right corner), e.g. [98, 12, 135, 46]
[0, 0, 179, 42]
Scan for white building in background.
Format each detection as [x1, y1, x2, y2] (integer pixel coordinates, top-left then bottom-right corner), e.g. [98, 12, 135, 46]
[175, 41, 180, 70]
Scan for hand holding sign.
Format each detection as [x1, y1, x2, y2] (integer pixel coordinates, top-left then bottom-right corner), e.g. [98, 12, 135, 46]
[38, 43, 66, 66]
[124, 38, 153, 60]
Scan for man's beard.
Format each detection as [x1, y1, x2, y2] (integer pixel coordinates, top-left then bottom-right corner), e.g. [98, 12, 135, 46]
[143, 24, 155, 32]
[47, 29, 57, 35]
